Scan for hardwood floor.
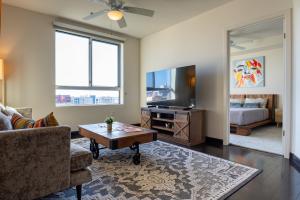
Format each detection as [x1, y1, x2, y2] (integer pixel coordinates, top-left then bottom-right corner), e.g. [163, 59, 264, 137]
[190, 143, 300, 200]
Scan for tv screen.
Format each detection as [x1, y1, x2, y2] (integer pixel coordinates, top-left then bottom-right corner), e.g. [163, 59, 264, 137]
[146, 65, 196, 107]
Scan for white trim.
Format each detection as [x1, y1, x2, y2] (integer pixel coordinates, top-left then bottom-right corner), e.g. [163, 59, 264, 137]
[223, 28, 230, 146]
[223, 9, 292, 159]
[53, 21, 126, 42]
[282, 9, 292, 159]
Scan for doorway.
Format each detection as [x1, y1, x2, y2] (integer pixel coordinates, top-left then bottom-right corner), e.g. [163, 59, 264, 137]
[223, 11, 292, 158]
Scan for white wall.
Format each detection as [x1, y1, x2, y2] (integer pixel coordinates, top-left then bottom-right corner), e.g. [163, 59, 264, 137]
[292, 0, 300, 158]
[230, 48, 284, 109]
[0, 5, 140, 130]
[141, 0, 292, 139]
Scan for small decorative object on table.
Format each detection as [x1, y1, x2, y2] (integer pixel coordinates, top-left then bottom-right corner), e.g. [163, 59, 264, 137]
[104, 116, 115, 132]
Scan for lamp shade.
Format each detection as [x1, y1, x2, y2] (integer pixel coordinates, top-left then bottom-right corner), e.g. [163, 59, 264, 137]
[0, 59, 3, 80]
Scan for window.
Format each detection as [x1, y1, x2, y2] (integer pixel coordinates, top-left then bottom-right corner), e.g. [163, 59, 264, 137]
[55, 31, 122, 106]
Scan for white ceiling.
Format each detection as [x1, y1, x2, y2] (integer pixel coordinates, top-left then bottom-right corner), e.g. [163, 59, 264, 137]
[230, 18, 283, 42]
[3, 0, 233, 38]
[230, 18, 284, 53]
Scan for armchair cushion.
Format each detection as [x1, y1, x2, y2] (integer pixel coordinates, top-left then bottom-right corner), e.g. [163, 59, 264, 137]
[0, 126, 71, 200]
[70, 143, 93, 172]
[70, 168, 92, 187]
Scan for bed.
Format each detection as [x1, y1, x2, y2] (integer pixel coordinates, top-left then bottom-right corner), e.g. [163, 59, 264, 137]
[230, 94, 276, 136]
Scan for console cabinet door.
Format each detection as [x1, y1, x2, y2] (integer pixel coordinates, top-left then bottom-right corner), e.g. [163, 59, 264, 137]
[173, 113, 190, 141]
[141, 110, 151, 128]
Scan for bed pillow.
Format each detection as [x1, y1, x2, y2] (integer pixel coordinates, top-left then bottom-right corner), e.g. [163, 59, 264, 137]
[230, 102, 243, 108]
[244, 98, 268, 108]
[230, 98, 244, 104]
[243, 103, 260, 108]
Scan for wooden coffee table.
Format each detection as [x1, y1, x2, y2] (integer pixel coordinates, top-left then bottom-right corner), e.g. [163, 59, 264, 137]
[79, 122, 157, 165]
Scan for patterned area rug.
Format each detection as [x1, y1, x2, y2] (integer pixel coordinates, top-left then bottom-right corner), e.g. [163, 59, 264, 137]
[46, 138, 260, 200]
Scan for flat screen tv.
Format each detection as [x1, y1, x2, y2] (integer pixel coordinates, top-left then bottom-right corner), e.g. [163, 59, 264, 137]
[146, 65, 196, 107]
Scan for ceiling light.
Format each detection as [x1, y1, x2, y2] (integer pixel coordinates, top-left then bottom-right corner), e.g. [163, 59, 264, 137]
[107, 10, 123, 21]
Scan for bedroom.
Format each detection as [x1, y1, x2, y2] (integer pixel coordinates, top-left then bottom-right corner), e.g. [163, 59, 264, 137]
[229, 18, 284, 155]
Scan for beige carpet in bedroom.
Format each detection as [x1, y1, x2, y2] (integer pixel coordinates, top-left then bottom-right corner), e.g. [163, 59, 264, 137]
[230, 125, 282, 155]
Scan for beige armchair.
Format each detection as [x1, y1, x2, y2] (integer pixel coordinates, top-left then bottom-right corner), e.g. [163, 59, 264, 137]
[0, 125, 92, 200]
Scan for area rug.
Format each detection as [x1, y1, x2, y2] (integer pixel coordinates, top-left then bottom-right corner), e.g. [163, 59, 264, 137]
[45, 138, 260, 200]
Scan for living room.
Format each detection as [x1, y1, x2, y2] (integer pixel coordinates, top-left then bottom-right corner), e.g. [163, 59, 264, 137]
[1, 0, 300, 199]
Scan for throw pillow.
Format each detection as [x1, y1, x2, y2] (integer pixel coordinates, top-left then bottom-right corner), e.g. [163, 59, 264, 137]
[11, 114, 35, 129]
[34, 112, 59, 128]
[0, 103, 9, 116]
[0, 112, 13, 130]
[5, 106, 23, 116]
[243, 103, 260, 108]
[11, 112, 59, 129]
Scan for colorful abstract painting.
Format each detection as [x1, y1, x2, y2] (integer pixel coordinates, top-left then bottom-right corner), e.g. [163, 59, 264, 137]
[232, 56, 265, 88]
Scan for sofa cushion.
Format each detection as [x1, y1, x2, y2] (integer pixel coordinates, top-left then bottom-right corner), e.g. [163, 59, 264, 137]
[70, 143, 92, 172]
[0, 112, 13, 130]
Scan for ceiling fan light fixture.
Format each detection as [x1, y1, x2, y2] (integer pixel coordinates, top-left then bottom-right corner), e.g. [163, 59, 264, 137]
[107, 10, 123, 21]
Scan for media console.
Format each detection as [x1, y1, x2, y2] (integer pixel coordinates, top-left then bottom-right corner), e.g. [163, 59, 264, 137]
[141, 107, 205, 146]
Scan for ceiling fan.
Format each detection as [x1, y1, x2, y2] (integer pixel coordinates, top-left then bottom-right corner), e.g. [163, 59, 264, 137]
[83, 0, 155, 28]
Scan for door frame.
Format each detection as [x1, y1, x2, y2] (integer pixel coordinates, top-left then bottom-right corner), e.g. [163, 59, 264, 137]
[222, 9, 292, 159]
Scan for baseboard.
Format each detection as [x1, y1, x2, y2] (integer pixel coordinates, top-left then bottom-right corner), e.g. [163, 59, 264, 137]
[205, 137, 223, 147]
[290, 153, 300, 172]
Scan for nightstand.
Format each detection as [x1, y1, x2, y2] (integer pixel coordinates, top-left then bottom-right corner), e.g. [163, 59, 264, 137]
[275, 109, 282, 127]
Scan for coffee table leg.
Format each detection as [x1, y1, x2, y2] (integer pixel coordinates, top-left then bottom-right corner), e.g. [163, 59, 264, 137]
[90, 139, 99, 159]
[130, 142, 141, 165]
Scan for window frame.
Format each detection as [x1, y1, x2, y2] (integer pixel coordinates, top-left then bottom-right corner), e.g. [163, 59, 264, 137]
[55, 29, 123, 106]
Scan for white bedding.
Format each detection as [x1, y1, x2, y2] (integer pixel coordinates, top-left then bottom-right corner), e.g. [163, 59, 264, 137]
[230, 108, 269, 125]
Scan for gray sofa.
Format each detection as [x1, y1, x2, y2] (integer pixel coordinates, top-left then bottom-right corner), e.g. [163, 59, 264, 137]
[0, 109, 92, 200]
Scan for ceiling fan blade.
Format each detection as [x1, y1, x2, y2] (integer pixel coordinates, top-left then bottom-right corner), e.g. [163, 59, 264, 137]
[122, 6, 154, 17]
[83, 10, 107, 20]
[117, 17, 127, 28]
